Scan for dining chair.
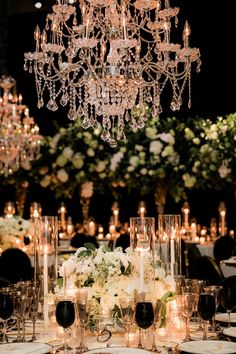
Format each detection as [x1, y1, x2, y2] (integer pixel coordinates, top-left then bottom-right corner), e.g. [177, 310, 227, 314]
[0, 248, 33, 284]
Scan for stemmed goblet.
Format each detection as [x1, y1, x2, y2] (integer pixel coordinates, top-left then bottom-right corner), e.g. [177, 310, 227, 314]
[0, 289, 14, 343]
[119, 297, 135, 347]
[179, 293, 196, 342]
[197, 293, 216, 340]
[135, 300, 154, 349]
[29, 283, 40, 341]
[220, 286, 236, 328]
[55, 296, 75, 353]
[204, 285, 222, 333]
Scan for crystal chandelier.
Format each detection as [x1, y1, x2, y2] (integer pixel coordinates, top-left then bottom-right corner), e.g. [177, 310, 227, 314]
[24, 0, 201, 147]
[0, 76, 42, 176]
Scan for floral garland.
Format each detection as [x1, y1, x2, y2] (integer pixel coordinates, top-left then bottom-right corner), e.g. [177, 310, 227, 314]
[2, 111, 236, 202]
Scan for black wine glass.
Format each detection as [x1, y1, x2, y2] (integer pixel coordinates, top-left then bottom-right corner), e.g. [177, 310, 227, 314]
[0, 292, 14, 343]
[221, 286, 236, 328]
[197, 293, 215, 340]
[55, 299, 75, 352]
[135, 301, 154, 349]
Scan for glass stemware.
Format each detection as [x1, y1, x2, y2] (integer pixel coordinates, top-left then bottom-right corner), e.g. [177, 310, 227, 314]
[29, 284, 40, 341]
[0, 290, 14, 343]
[119, 297, 135, 347]
[135, 301, 154, 349]
[204, 285, 223, 333]
[75, 289, 90, 353]
[197, 293, 216, 340]
[179, 293, 196, 342]
[220, 286, 236, 328]
[55, 297, 75, 353]
[151, 299, 163, 353]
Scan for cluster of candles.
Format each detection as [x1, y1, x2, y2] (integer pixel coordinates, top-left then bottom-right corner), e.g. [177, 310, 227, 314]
[181, 201, 229, 242]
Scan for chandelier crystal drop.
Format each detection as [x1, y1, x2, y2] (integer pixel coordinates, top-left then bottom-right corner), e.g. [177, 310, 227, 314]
[24, 0, 201, 147]
[0, 76, 42, 176]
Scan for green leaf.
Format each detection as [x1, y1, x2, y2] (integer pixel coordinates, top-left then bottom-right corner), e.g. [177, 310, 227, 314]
[160, 291, 176, 302]
[57, 277, 63, 288]
[84, 242, 96, 251]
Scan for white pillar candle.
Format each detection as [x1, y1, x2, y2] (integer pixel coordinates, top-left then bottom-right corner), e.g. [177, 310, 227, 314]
[170, 238, 175, 279]
[139, 252, 145, 292]
[43, 245, 49, 326]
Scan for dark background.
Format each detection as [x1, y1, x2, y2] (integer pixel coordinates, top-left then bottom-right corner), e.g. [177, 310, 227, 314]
[0, 0, 236, 231]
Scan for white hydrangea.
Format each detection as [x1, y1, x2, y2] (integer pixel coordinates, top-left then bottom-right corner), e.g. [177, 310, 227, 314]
[110, 152, 124, 171]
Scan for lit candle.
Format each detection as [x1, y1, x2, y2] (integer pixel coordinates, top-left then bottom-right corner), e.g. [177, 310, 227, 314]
[140, 207, 145, 218]
[113, 209, 119, 226]
[220, 210, 226, 236]
[109, 224, 116, 235]
[43, 245, 49, 326]
[88, 221, 96, 236]
[184, 208, 189, 230]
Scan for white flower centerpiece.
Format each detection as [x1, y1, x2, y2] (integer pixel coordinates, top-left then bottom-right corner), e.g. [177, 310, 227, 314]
[0, 216, 30, 252]
[59, 243, 175, 329]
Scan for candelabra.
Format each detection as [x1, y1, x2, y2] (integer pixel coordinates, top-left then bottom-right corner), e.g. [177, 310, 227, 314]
[0, 75, 42, 176]
[24, 0, 201, 147]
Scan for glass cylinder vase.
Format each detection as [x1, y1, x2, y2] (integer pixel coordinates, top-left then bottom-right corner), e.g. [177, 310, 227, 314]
[35, 216, 58, 326]
[158, 214, 181, 280]
[130, 217, 155, 296]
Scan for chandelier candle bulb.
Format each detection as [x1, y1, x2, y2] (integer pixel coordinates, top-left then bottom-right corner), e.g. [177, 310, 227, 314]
[183, 21, 191, 48]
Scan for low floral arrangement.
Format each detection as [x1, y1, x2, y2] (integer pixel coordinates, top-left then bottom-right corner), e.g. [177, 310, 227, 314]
[58, 243, 175, 327]
[0, 216, 30, 251]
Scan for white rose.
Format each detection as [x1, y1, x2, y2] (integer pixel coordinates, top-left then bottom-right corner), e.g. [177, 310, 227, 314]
[150, 140, 163, 155]
[87, 148, 95, 157]
[96, 161, 106, 173]
[145, 127, 157, 140]
[158, 133, 175, 145]
[57, 169, 69, 183]
[62, 147, 74, 159]
[129, 156, 139, 167]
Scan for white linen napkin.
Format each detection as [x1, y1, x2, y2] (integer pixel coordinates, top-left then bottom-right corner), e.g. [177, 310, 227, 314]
[0, 342, 51, 354]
